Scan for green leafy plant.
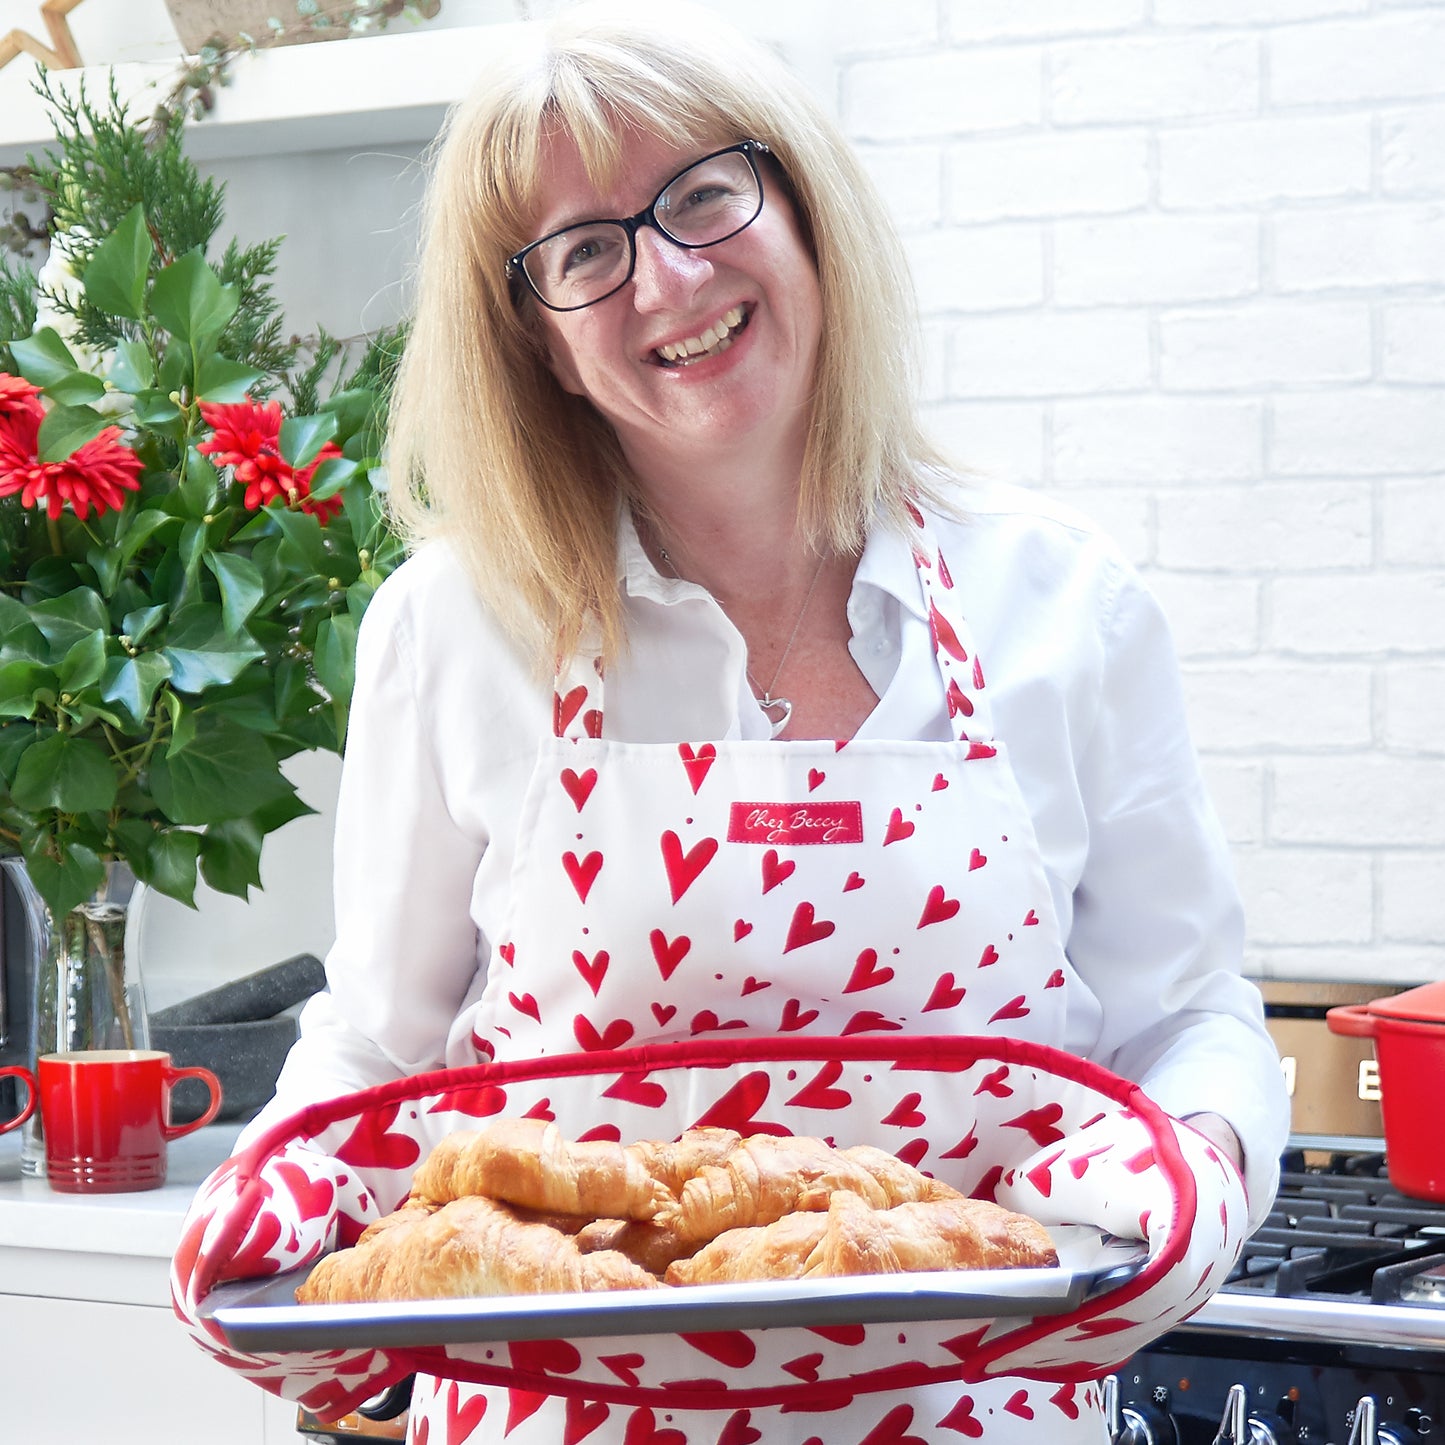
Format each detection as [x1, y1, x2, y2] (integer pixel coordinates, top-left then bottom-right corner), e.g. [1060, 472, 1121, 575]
[0, 81, 404, 920]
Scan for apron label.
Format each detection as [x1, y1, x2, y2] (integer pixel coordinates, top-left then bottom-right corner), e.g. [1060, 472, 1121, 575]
[728, 801, 865, 846]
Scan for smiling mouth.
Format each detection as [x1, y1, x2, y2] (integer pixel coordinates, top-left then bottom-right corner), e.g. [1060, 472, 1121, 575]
[653, 306, 750, 367]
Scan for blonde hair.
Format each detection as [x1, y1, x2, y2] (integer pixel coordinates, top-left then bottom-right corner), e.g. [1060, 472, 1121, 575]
[387, 1, 946, 662]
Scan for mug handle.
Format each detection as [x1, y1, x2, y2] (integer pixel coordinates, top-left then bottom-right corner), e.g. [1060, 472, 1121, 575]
[0, 1066, 36, 1133]
[161, 1064, 224, 1138]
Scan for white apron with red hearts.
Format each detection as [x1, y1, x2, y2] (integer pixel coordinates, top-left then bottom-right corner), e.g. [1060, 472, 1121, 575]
[426, 514, 1088, 1442]
[171, 510, 1246, 1445]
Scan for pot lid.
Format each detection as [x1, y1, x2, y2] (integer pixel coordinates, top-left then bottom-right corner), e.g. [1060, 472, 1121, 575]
[1362, 978, 1445, 1024]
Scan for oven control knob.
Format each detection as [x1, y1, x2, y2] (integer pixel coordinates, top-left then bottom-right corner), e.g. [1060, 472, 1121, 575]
[1379, 1407, 1433, 1444]
[1103, 1375, 1181, 1445]
[1212, 1384, 1296, 1445]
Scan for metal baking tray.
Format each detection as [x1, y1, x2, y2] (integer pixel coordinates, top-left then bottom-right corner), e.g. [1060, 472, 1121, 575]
[203, 1227, 1146, 1352]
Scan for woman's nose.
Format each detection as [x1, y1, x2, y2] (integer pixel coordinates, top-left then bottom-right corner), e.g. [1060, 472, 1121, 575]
[629, 226, 712, 311]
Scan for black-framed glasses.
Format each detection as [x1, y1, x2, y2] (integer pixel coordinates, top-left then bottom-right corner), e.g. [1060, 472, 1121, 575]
[507, 140, 770, 313]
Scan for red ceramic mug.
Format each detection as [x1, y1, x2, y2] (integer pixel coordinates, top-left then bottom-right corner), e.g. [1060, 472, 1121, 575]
[38, 1049, 223, 1194]
[1, 1065, 36, 1134]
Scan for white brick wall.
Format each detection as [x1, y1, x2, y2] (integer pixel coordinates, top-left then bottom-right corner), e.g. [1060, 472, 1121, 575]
[834, 1, 1445, 985]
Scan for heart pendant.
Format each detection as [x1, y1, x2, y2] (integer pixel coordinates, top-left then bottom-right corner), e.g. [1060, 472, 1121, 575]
[759, 694, 793, 739]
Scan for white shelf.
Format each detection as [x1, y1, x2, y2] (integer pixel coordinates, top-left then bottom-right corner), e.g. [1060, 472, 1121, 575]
[0, 24, 518, 166]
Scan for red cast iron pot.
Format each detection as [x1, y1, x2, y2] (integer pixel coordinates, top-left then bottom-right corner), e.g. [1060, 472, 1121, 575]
[1327, 979, 1445, 1202]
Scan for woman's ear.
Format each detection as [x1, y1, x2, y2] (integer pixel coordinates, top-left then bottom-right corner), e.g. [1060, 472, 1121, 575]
[542, 333, 588, 398]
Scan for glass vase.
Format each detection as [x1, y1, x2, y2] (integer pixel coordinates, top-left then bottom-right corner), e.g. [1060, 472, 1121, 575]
[0, 857, 149, 1178]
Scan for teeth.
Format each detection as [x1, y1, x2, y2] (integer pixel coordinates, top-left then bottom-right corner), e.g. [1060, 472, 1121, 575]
[658, 306, 747, 365]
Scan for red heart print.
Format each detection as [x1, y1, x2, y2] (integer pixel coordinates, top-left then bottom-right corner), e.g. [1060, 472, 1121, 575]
[1004, 1390, 1034, 1421]
[860, 1404, 927, 1445]
[446, 1381, 489, 1442]
[678, 742, 716, 794]
[496, 941, 515, 967]
[896, 1140, 926, 1172]
[573, 1015, 634, 1052]
[989, 994, 1031, 1023]
[1025, 1153, 1062, 1198]
[884, 808, 915, 845]
[1050, 1383, 1080, 1421]
[1023, 908, 1039, 926]
[690, 1009, 748, 1034]
[761, 849, 796, 893]
[583, 708, 603, 738]
[562, 850, 603, 903]
[782, 1353, 824, 1383]
[1069, 1144, 1110, 1180]
[622, 1409, 685, 1445]
[522, 1096, 555, 1121]
[922, 972, 966, 1012]
[599, 1353, 645, 1387]
[661, 831, 719, 903]
[1002, 1102, 1067, 1147]
[680, 1330, 756, 1368]
[510, 1338, 582, 1375]
[937, 1395, 984, 1438]
[603, 1073, 667, 1108]
[272, 1159, 334, 1223]
[978, 944, 999, 968]
[972, 654, 985, 689]
[572, 949, 609, 996]
[931, 772, 949, 792]
[505, 1388, 544, 1436]
[692, 1071, 782, 1133]
[844, 948, 894, 993]
[786, 1058, 852, 1110]
[649, 929, 691, 981]
[564, 1395, 610, 1445]
[508, 992, 541, 1023]
[966, 740, 996, 759]
[940, 1128, 979, 1160]
[560, 767, 597, 812]
[554, 685, 587, 734]
[968, 848, 986, 871]
[945, 677, 974, 718]
[779, 998, 820, 1031]
[810, 1322, 866, 1345]
[784, 901, 836, 953]
[734, 919, 753, 941]
[842, 1009, 903, 1034]
[938, 551, 954, 589]
[843, 871, 865, 892]
[974, 1065, 1012, 1098]
[741, 975, 770, 994]
[882, 1092, 926, 1128]
[928, 601, 969, 662]
[717, 1410, 763, 1445]
[651, 1002, 677, 1027]
[917, 885, 961, 929]
[807, 767, 826, 791]
[1046, 968, 1065, 988]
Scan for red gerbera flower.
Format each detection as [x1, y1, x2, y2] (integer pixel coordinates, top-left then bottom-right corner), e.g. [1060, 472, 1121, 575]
[197, 397, 343, 524]
[0, 378, 142, 522]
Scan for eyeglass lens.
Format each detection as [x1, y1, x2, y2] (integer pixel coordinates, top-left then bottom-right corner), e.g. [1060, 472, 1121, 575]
[522, 148, 763, 311]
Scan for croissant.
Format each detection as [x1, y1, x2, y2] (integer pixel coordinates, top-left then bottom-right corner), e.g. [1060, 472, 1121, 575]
[666, 1189, 1058, 1285]
[409, 1117, 675, 1221]
[296, 1193, 659, 1304]
[674, 1133, 961, 1240]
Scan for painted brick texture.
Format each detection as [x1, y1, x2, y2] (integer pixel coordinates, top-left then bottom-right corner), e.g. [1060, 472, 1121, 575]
[834, 2, 1445, 983]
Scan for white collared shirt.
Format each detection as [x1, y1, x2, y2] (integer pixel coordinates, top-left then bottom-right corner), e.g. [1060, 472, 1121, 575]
[259, 477, 1288, 1225]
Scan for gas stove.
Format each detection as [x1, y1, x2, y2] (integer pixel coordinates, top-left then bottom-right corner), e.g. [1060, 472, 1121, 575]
[1109, 972, 1445, 1445]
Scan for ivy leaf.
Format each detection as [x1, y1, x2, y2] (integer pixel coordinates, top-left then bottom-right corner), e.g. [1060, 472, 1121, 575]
[149, 249, 239, 352]
[43, 371, 108, 407]
[203, 551, 266, 634]
[37, 403, 111, 464]
[21, 836, 107, 920]
[99, 651, 172, 727]
[305, 454, 358, 502]
[58, 631, 107, 694]
[108, 339, 156, 393]
[0, 722, 36, 783]
[145, 828, 202, 908]
[8, 327, 79, 388]
[133, 390, 183, 428]
[313, 612, 357, 705]
[120, 604, 167, 647]
[81, 204, 153, 321]
[161, 604, 264, 692]
[10, 732, 118, 813]
[28, 589, 110, 657]
[148, 715, 294, 824]
[195, 354, 266, 402]
[0, 661, 57, 719]
[278, 411, 338, 469]
[199, 817, 264, 898]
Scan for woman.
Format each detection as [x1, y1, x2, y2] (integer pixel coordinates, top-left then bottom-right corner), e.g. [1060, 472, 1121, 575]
[228, 4, 1288, 1439]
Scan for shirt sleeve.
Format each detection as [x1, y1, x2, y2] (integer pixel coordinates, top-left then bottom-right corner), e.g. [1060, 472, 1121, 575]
[238, 571, 487, 1146]
[1068, 564, 1289, 1230]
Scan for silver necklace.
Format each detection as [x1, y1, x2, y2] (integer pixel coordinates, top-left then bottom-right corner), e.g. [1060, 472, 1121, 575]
[654, 537, 825, 739]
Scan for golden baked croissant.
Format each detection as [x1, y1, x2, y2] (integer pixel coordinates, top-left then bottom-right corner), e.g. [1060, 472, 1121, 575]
[409, 1117, 675, 1221]
[296, 1193, 659, 1304]
[673, 1133, 961, 1240]
[666, 1189, 1058, 1285]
